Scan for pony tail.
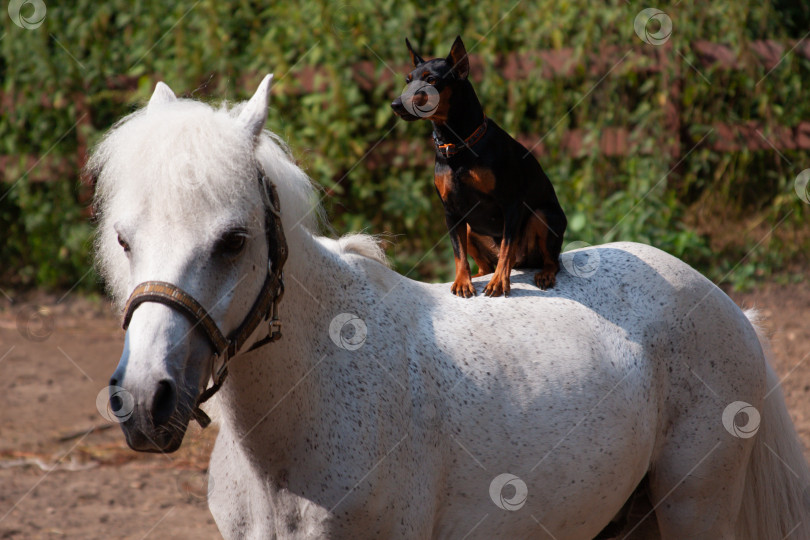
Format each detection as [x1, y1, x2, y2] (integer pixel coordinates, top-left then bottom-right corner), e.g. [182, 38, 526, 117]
[735, 310, 810, 539]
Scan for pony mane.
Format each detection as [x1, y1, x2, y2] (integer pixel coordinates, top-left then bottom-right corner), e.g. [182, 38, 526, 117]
[338, 233, 388, 265]
[88, 94, 386, 305]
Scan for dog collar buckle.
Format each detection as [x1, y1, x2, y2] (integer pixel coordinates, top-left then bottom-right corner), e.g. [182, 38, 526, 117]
[433, 116, 487, 158]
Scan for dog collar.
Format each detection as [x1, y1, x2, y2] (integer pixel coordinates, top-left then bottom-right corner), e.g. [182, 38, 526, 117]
[433, 116, 488, 158]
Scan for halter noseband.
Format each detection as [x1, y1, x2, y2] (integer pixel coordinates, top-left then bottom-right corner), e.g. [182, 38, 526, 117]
[121, 170, 288, 428]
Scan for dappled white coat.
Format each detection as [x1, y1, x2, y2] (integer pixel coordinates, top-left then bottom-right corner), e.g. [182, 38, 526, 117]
[92, 76, 810, 540]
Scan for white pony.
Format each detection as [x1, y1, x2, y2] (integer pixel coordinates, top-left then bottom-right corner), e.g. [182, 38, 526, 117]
[91, 75, 810, 540]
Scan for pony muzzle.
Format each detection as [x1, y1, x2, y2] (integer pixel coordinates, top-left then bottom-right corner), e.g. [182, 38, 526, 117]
[108, 366, 192, 453]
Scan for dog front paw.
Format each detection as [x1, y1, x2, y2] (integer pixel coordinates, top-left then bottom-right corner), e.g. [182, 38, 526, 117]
[483, 274, 510, 297]
[451, 276, 476, 298]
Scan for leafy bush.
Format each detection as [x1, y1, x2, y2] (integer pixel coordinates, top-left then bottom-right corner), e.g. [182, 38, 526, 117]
[1, 0, 807, 290]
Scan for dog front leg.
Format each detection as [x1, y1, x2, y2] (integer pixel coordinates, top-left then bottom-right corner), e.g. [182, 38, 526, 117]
[447, 214, 476, 298]
[483, 206, 521, 297]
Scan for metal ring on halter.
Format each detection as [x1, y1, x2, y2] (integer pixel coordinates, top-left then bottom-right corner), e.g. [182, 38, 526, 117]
[120, 168, 288, 428]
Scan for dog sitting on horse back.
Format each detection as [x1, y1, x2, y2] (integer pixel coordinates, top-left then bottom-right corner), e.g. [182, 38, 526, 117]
[391, 36, 567, 297]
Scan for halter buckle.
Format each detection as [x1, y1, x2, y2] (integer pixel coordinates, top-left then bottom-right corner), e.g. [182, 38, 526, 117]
[268, 318, 282, 339]
[266, 274, 284, 341]
[211, 352, 229, 386]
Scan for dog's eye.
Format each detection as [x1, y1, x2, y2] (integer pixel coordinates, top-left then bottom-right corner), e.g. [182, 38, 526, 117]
[406, 75, 413, 83]
[216, 228, 248, 257]
[117, 234, 131, 253]
[426, 76, 436, 84]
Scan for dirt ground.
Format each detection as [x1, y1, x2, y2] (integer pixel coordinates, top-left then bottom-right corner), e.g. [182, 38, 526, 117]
[0, 282, 808, 539]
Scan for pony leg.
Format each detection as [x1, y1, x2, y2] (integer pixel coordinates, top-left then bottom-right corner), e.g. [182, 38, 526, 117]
[644, 438, 749, 540]
[593, 480, 661, 540]
[645, 311, 810, 540]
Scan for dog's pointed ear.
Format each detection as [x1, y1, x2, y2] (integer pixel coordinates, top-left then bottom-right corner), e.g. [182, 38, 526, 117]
[406, 38, 424, 67]
[446, 35, 469, 79]
[147, 82, 176, 113]
[238, 74, 274, 140]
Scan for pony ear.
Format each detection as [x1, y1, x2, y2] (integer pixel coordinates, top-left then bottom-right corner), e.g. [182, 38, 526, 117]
[446, 36, 469, 79]
[147, 82, 177, 113]
[406, 38, 424, 67]
[238, 74, 274, 140]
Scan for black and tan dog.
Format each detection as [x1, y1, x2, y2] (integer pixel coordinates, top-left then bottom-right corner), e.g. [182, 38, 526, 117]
[391, 36, 567, 297]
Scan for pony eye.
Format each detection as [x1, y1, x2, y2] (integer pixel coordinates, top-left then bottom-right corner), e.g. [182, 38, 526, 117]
[117, 234, 131, 252]
[216, 229, 248, 256]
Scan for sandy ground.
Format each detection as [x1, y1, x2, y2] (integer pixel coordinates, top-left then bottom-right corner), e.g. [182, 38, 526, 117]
[0, 282, 808, 539]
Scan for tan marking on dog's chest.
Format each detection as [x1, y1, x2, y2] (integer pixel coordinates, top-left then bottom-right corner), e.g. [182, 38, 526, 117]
[462, 167, 496, 194]
[434, 170, 453, 200]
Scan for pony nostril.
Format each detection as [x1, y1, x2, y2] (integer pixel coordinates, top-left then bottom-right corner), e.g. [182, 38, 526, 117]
[150, 379, 177, 427]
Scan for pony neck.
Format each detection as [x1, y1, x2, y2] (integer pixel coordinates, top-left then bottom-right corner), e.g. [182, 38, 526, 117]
[214, 226, 347, 457]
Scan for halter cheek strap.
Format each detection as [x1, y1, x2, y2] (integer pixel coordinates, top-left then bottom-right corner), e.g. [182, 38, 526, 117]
[121, 171, 287, 428]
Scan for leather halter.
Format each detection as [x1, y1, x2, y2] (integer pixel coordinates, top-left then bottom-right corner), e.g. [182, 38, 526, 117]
[433, 115, 488, 158]
[121, 170, 288, 428]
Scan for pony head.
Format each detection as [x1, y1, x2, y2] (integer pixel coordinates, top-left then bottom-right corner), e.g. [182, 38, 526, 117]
[90, 75, 316, 452]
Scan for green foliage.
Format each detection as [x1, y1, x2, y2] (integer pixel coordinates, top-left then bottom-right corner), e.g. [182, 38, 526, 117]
[1, 0, 807, 290]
